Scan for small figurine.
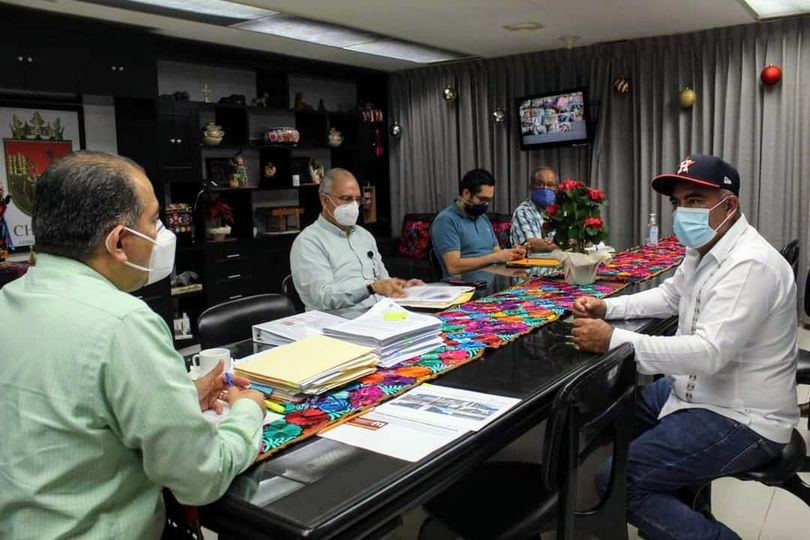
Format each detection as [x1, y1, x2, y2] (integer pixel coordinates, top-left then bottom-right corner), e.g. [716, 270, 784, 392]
[202, 83, 212, 103]
[252, 92, 270, 108]
[294, 92, 313, 111]
[230, 151, 249, 187]
[308, 159, 325, 184]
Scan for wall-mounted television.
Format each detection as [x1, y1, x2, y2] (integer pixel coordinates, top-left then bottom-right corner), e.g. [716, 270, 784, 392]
[516, 88, 589, 149]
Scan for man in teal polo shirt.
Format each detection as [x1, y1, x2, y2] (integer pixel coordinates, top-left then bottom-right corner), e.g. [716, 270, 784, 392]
[0, 152, 266, 539]
[431, 168, 526, 277]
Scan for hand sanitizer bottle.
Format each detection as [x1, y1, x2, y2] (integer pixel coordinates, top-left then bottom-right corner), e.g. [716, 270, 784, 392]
[647, 213, 659, 246]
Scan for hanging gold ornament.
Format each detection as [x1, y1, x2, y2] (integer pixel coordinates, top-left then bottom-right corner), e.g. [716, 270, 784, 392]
[679, 86, 697, 108]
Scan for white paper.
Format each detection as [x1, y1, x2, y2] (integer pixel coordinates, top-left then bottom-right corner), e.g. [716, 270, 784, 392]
[377, 337, 445, 368]
[320, 411, 467, 462]
[253, 311, 347, 345]
[393, 284, 473, 304]
[203, 402, 283, 426]
[375, 384, 520, 432]
[324, 299, 441, 344]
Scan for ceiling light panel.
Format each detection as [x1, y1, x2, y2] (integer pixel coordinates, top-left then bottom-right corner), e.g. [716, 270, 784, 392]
[234, 14, 378, 47]
[126, 0, 276, 19]
[343, 39, 466, 64]
[741, 0, 810, 19]
[503, 21, 544, 32]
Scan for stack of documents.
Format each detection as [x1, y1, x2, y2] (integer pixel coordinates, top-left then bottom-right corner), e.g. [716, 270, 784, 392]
[252, 311, 347, 346]
[323, 299, 444, 368]
[393, 284, 474, 309]
[234, 335, 378, 402]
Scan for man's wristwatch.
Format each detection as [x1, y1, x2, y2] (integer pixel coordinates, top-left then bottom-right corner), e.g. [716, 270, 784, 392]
[367, 281, 376, 296]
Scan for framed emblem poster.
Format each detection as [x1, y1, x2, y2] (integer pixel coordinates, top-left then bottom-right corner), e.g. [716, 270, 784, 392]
[0, 102, 85, 249]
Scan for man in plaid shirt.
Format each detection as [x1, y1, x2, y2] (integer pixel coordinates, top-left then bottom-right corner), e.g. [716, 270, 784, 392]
[510, 166, 559, 251]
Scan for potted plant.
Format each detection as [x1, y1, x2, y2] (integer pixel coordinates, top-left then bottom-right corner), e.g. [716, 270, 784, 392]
[206, 198, 233, 241]
[543, 179, 610, 284]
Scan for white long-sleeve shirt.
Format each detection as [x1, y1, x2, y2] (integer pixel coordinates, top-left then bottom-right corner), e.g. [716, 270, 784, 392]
[606, 215, 798, 443]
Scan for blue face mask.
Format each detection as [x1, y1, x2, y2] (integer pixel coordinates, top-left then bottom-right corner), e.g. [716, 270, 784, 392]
[531, 188, 556, 208]
[673, 197, 736, 249]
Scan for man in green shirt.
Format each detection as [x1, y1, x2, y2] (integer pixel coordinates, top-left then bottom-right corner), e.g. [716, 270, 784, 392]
[0, 152, 266, 539]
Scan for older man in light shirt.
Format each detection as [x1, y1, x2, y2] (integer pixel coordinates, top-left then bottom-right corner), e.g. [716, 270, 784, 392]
[290, 168, 421, 319]
[571, 154, 798, 540]
[510, 165, 559, 252]
[0, 152, 266, 539]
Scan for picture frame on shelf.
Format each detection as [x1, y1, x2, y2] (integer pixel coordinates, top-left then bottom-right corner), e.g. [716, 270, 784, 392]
[204, 157, 232, 187]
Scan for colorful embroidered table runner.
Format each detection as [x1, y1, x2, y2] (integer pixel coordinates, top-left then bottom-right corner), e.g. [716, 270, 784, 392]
[257, 279, 626, 460]
[597, 236, 685, 282]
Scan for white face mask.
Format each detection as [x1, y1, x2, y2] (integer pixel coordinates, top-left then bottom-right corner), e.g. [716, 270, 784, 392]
[328, 197, 360, 227]
[107, 221, 177, 285]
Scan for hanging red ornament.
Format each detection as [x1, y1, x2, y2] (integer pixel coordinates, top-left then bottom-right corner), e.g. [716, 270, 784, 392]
[760, 64, 782, 86]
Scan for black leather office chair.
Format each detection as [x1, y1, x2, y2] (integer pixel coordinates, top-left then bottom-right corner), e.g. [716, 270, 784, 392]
[281, 274, 305, 313]
[197, 293, 296, 349]
[427, 248, 443, 282]
[798, 266, 810, 432]
[423, 343, 637, 540]
[779, 239, 799, 279]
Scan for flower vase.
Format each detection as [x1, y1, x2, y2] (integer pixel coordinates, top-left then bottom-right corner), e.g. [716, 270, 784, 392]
[206, 223, 231, 242]
[551, 249, 611, 285]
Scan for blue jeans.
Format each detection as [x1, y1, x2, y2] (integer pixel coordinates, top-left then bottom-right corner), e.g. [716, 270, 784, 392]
[596, 378, 784, 540]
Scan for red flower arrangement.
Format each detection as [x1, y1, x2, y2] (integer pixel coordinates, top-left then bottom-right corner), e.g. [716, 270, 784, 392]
[542, 178, 608, 252]
[206, 198, 234, 227]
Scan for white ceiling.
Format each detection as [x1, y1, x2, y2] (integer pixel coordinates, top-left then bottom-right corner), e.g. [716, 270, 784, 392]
[3, 0, 757, 71]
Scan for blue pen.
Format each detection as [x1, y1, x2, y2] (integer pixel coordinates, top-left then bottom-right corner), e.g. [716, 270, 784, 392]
[224, 372, 234, 386]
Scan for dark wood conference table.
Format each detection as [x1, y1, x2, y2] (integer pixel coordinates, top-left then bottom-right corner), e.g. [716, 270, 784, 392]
[199, 267, 678, 539]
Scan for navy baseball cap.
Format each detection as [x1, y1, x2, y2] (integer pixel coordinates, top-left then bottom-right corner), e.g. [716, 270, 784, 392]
[652, 154, 740, 196]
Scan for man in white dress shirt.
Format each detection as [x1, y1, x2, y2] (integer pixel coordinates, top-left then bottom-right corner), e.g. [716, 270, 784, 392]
[571, 154, 798, 540]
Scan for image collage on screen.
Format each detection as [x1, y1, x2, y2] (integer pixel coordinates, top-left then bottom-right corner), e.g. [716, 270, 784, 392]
[519, 91, 586, 146]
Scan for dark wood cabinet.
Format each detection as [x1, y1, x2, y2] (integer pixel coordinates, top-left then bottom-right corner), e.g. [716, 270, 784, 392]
[158, 100, 198, 181]
[0, 4, 390, 348]
[0, 14, 152, 96]
[79, 36, 157, 98]
[0, 36, 80, 94]
[204, 240, 260, 305]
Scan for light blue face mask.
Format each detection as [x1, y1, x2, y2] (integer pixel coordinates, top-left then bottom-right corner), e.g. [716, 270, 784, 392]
[673, 196, 736, 249]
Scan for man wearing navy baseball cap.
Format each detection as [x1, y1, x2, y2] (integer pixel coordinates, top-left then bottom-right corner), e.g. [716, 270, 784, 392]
[571, 154, 798, 539]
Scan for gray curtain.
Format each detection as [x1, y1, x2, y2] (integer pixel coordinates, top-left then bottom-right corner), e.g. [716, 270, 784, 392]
[389, 16, 810, 318]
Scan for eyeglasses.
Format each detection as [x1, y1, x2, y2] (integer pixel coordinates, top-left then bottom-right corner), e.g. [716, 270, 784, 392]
[330, 194, 365, 206]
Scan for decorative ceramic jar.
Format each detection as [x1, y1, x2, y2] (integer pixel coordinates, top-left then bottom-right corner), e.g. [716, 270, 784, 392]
[202, 122, 224, 146]
[263, 162, 277, 179]
[327, 127, 344, 147]
[264, 127, 300, 145]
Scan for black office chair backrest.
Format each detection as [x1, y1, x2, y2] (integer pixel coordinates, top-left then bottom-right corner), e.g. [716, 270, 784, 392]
[541, 343, 636, 538]
[427, 248, 443, 281]
[197, 293, 296, 349]
[281, 274, 305, 313]
[779, 239, 799, 279]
